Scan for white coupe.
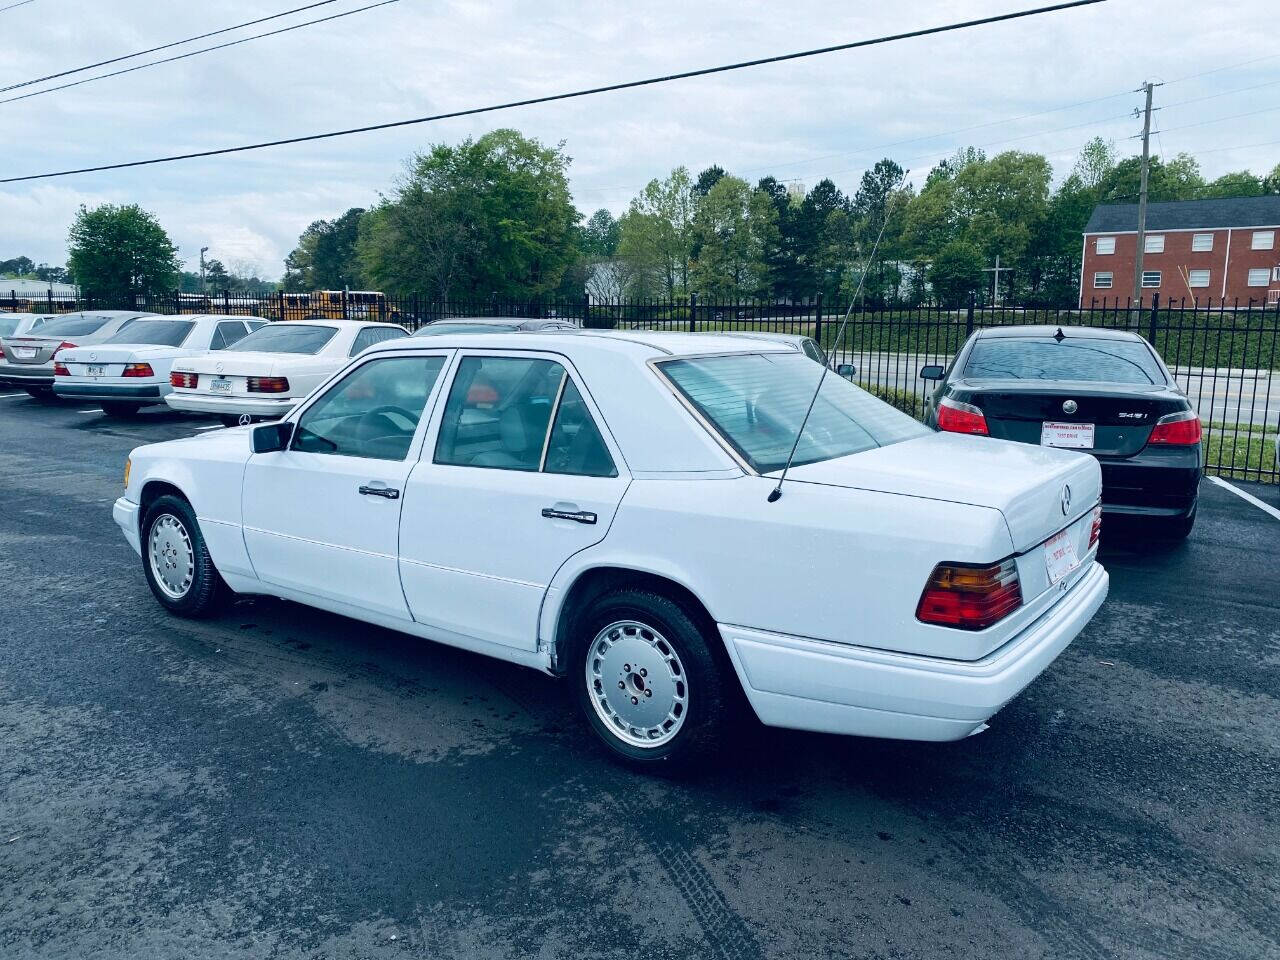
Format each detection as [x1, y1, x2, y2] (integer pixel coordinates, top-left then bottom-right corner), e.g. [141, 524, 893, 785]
[54, 315, 266, 417]
[116, 331, 1109, 768]
[165, 319, 408, 425]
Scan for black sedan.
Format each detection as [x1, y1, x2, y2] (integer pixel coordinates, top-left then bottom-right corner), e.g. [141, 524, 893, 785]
[920, 325, 1203, 538]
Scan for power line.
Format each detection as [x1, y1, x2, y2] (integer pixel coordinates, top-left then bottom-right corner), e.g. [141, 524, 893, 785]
[0, 0, 400, 106]
[0, 0, 35, 13]
[0, 0, 345, 94]
[0, 0, 1106, 184]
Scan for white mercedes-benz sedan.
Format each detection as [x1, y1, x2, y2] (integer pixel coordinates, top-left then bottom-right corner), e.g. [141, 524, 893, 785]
[115, 331, 1109, 768]
[164, 319, 408, 425]
[53, 315, 266, 417]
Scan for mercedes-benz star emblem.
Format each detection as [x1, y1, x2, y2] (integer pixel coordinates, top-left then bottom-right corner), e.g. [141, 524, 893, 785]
[1062, 399, 1078, 415]
[88, 352, 96, 361]
[216, 362, 224, 373]
[1061, 484, 1073, 516]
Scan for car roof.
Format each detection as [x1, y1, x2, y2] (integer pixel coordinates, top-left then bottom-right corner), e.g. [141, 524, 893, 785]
[277, 318, 402, 329]
[366, 328, 795, 360]
[423, 316, 571, 326]
[974, 324, 1145, 342]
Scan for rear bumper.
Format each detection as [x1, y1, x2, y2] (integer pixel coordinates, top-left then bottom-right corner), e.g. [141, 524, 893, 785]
[720, 561, 1109, 741]
[53, 382, 165, 402]
[1098, 446, 1201, 516]
[113, 497, 141, 556]
[164, 392, 297, 418]
[0, 361, 53, 386]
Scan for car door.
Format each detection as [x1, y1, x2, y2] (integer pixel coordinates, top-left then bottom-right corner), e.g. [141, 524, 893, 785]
[241, 350, 451, 620]
[399, 351, 629, 651]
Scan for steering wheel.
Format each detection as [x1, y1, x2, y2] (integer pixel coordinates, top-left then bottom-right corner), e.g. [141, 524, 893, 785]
[360, 404, 420, 429]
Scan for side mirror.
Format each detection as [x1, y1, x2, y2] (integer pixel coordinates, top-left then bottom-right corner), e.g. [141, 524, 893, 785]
[835, 363, 857, 379]
[919, 365, 945, 381]
[251, 421, 293, 453]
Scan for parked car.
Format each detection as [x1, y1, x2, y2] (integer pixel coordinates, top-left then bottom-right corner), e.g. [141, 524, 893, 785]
[117, 331, 1108, 769]
[921, 325, 1203, 538]
[724, 332, 860, 377]
[0, 313, 52, 341]
[0, 311, 155, 399]
[53, 315, 267, 417]
[165, 319, 408, 426]
[412, 316, 580, 336]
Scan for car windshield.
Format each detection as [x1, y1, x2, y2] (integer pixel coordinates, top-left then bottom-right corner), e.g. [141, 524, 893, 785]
[964, 337, 1165, 385]
[414, 322, 513, 336]
[29, 314, 113, 338]
[226, 323, 337, 355]
[102, 319, 195, 347]
[660, 352, 929, 474]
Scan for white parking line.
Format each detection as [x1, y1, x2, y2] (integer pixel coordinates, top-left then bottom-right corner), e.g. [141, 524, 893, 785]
[194, 425, 222, 431]
[0, 393, 28, 400]
[1208, 476, 1280, 522]
[79, 409, 100, 414]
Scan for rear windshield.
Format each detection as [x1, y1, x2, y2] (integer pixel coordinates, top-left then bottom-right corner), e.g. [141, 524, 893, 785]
[102, 319, 194, 347]
[27, 314, 112, 338]
[660, 352, 928, 473]
[226, 323, 337, 355]
[414, 322, 512, 336]
[964, 337, 1165, 385]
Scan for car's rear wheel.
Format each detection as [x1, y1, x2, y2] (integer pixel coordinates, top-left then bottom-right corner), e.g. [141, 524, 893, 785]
[571, 587, 728, 770]
[25, 387, 56, 402]
[1162, 504, 1197, 540]
[141, 494, 228, 618]
[101, 401, 141, 418]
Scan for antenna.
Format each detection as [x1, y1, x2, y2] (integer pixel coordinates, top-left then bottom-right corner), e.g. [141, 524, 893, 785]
[768, 183, 905, 502]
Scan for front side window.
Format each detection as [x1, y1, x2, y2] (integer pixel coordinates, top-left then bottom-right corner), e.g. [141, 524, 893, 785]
[1247, 268, 1270, 287]
[350, 325, 408, 356]
[1192, 233, 1214, 252]
[1142, 271, 1161, 288]
[102, 319, 195, 347]
[227, 323, 337, 355]
[292, 355, 445, 461]
[1188, 269, 1211, 288]
[1094, 272, 1113, 289]
[1095, 236, 1116, 255]
[963, 337, 1165, 386]
[434, 356, 567, 471]
[1252, 230, 1275, 250]
[1144, 234, 1165, 254]
[27, 314, 110, 338]
[660, 352, 928, 474]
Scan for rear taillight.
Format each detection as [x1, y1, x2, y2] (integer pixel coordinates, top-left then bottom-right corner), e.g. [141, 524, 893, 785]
[52, 341, 77, 358]
[916, 559, 1022, 630]
[247, 376, 289, 393]
[53, 361, 70, 376]
[170, 371, 198, 389]
[1089, 504, 1102, 549]
[122, 363, 154, 378]
[936, 396, 989, 436]
[1147, 410, 1201, 445]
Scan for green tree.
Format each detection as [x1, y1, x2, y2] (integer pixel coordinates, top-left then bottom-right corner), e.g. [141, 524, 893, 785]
[203, 258, 230, 289]
[67, 204, 180, 300]
[1099, 153, 1205, 203]
[358, 129, 579, 301]
[284, 207, 367, 291]
[580, 209, 621, 258]
[615, 167, 695, 297]
[929, 241, 984, 307]
[689, 176, 778, 299]
[693, 165, 726, 197]
[1201, 171, 1264, 198]
[0, 256, 35, 277]
[1265, 163, 1280, 194]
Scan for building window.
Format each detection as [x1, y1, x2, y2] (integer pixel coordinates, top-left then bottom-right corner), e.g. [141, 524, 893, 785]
[1144, 234, 1165, 254]
[1095, 236, 1115, 255]
[1247, 268, 1270, 287]
[1252, 231, 1275, 250]
[1142, 271, 1161, 288]
[1188, 269, 1211, 288]
[1093, 272, 1113, 289]
[1191, 233, 1214, 252]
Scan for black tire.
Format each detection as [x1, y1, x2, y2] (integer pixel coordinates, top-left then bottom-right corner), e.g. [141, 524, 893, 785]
[25, 386, 57, 402]
[1162, 504, 1197, 541]
[140, 494, 229, 618]
[571, 587, 730, 771]
[101, 401, 141, 418]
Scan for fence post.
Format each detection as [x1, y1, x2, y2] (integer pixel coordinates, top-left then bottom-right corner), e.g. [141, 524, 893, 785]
[223, 290, 230, 315]
[1148, 291, 1160, 343]
[688, 293, 697, 333]
[341, 287, 349, 320]
[814, 293, 824, 345]
[965, 293, 975, 336]
[581, 292, 590, 329]
[173, 290, 181, 315]
[47, 288, 53, 312]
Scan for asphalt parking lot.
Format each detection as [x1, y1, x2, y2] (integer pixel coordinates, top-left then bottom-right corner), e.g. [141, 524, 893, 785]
[2, 388, 1278, 960]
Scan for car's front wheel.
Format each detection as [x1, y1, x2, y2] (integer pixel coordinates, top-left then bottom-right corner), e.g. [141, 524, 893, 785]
[141, 494, 228, 617]
[572, 587, 729, 770]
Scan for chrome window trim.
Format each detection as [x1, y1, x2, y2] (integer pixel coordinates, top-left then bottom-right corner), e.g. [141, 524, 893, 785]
[539, 370, 569, 473]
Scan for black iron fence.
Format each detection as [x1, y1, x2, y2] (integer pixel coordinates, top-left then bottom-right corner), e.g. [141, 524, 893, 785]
[5, 289, 1277, 483]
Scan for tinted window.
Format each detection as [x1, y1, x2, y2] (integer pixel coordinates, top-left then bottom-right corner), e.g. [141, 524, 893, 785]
[28, 314, 112, 338]
[544, 379, 616, 477]
[0, 317, 20, 337]
[434, 356, 565, 471]
[102, 319, 195, 347]
[801, 339, 826, 364]
[414, 322, 513, 336]
[292, 356, 445, 461]
[964, 337, 1165, 385]
[226, 323, 337, 355]
[661, 352, 928, 474]
[351, 326, 408, 356]
[210, 321, 249, 351]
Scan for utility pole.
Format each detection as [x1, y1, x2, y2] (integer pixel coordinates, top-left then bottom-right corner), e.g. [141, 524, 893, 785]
[1131, 81, 1158, 307]
[199, 246, 209, 295]
[982, 254, 1011, 307]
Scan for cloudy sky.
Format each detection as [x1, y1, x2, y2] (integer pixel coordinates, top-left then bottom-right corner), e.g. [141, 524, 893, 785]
[0, 0, 1276, 279]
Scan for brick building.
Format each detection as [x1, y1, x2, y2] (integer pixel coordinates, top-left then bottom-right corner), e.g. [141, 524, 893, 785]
[1080, 195, 1280, 307]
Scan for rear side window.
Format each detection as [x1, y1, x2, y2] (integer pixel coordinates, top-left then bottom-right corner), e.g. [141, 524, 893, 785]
[226, 323, 336, 355]
[27, 314, 110, 338]
[0, 317, 19, 337]
[102, 319, 195, 346]
[209, 321, 249, 351]
[351, 326, 408, 356]
[544, 379, 616, 477]
[434, 357, 565, 471]
[963, 337, 1165, 385]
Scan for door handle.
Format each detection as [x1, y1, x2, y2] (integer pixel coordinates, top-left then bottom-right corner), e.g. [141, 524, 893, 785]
[359, 484, 400, 500]
[542, 507, 597, 524]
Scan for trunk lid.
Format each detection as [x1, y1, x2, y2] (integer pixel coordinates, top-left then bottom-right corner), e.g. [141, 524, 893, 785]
[786, 432, 1101, 553]
[2, 336, 63, 365]
[951, 379, 1186, 458]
